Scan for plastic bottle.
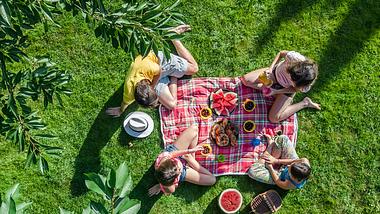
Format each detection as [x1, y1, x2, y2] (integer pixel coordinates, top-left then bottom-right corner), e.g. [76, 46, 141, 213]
[251, 136, 261, 147]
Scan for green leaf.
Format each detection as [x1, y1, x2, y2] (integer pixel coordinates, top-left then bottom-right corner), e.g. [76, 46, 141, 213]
[107, 169, 116, 189]
[16, 202, 32, 212]
[118, 175, 133, 198]
[96, 0, 106, 14]
[168, 0, 181, 11]
[39, 157, 49, 174]
[82, 205, 93, 214]
[0, 1, 12, 27]
[118, 199, 141, 214]
[34, 134, 58, 139]
[85, 173, 107, 197]
[8, 198, 16, 214]
[142, 10, 162, 22]
[115, 19, 131, 25]
[25, 150, 36, 167]
[89, 201, 108, 214]
[112, 37, 119, 48]
[41, 4, 54, 22]
[115, 162, 129, 189]
[5, 184, 20, 201]
[135, 2, 147, 11]
[59, 207, 74, 214]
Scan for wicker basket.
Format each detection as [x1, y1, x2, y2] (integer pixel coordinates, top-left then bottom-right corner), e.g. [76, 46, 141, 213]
[250, 190, 282, 214]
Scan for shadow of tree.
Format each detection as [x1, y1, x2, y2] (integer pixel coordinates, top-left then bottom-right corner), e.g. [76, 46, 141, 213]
[249, 0, 320, 58]
[70, 85, 138, 196]
[311, 0, 380, 94]
[129, 164, 162, 214]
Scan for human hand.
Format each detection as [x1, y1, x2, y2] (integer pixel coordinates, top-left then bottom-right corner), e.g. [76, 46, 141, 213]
[170, 76, 178, 83]
[262, 152, 277, 165]
[169, 24, 191, 34]
[148, 184, 161, 197]
[265, 162, 273, 170]
[262, 87, 273, 97]
[105, 107, 122, 117]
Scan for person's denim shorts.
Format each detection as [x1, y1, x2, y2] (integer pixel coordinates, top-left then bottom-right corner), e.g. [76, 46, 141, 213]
[154, 51, 188, 96]
[164, 144, 187, 183]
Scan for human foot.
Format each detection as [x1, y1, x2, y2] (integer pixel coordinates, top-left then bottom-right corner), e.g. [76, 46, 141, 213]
[303, 97, 321, 110]
[169, 24, 191, 34]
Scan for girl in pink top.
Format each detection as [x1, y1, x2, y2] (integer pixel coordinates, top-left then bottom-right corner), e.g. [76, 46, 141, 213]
[148, 125, 216, 196]
[242, 50, 321, 123]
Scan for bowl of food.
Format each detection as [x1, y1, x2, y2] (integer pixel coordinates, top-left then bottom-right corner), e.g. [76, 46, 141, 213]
[201, 144, 212, 157]
[210, 119, 239, 147]
[200, 107, 212, 119]
[243, 99, 256, 112]
[243, 120, 256, 132]
[219, 189, 243, 213]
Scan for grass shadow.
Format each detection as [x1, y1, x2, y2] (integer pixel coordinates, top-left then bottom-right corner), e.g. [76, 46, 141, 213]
[311, 0, 380, 94]
[70, 84, 138, 196]
[129, 164, 162, 214]
[249, 0, 320, 58]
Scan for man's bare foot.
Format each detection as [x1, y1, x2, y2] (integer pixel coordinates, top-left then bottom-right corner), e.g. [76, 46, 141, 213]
[170, 24, 191, 34]
[303, 97, 321, 110]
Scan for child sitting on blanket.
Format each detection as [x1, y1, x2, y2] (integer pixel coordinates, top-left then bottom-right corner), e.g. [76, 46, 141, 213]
[248, 131, 311, 190]
[148, 125, 216, 196]
[106, 25, 199, 117]
[241, 50, 320, 123]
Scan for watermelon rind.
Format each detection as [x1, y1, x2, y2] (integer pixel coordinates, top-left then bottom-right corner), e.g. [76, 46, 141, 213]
[224, 92, 238, 101]
[218, 189, 243, 214]
[209, 89, 238, 116]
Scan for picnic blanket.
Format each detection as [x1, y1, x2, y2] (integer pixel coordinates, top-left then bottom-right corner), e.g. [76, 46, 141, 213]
[159, 77, 298, 176]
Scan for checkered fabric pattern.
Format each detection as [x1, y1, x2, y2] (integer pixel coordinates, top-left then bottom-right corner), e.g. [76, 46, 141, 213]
[159, 77, 298, 176]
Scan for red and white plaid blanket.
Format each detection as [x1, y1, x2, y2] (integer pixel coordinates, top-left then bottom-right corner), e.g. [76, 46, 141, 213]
[159, 77, 298, 176]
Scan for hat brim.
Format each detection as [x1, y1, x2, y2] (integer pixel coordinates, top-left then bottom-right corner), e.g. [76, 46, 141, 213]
[123, 111, 154, 138]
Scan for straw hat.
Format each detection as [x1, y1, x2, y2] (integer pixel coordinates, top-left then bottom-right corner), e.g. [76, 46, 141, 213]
[123, 111, 154, 138]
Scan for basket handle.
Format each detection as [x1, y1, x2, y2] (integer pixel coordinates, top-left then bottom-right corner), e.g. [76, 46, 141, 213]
[262, 194, 276, 213]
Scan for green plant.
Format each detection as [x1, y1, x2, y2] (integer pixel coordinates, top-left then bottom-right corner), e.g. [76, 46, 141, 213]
[60, 162, 140, 214]
[0, 0, 185, 174]
[0, 183, 32, 214]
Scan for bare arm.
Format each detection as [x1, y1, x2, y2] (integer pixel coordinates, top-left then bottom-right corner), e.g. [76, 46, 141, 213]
[183, 154, 212, 175]
[262, 152, 297, 166]
[269, 50, 288, 71]
[266, 164, 291, 190]
[169, 146, 203, 159]
[270, 87, 297, 95]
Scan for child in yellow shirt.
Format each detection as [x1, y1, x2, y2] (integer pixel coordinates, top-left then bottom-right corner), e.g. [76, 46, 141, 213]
[106, 25, 198, 117]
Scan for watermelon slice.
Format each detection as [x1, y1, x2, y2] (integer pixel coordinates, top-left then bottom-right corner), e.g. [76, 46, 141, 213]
[210, 90, 238, 116]
[219, 189, 243, 213]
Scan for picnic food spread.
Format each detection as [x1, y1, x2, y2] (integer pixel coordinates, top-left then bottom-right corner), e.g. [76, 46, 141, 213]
[210, 118, 239, 147]
[210, 89, 238, 116]
[219, 189, 243, 213]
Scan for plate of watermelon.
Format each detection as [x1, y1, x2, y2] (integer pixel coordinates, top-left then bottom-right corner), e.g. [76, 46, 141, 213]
[219, 188, 243, 213]
[209, 89, 238, 116]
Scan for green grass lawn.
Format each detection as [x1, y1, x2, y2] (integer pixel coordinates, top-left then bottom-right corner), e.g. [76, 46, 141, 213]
[1, 0, 379, 213]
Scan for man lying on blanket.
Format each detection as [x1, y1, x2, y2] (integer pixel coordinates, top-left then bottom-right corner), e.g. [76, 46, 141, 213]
[106, 24, 199, 117]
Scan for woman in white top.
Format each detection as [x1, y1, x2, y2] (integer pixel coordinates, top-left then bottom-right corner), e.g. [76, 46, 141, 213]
[242, 50, 321, 123]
